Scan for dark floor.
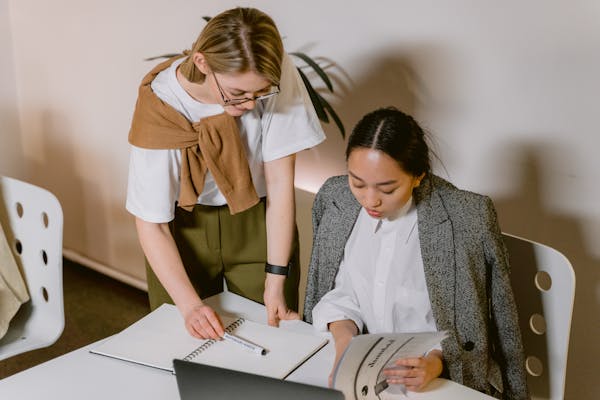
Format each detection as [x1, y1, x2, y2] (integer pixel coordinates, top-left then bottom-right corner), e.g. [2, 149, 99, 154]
[0, 258, 150, 379]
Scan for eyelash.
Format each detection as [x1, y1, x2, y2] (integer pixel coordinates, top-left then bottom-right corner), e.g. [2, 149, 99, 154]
[352, 183, 395, 195]
[229, 88, 270, 97]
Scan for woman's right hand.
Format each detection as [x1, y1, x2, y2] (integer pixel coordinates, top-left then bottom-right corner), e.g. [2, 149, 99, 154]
[135, 218, 224, 340]
[183, 303, 225, 339]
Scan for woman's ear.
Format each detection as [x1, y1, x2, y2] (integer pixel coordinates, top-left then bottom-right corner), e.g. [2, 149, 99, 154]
[414, 173, 426, 188]
[192, 52, 210, 74]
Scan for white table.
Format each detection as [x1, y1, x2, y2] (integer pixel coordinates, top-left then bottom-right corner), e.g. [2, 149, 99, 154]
[0, 291, 493, 399]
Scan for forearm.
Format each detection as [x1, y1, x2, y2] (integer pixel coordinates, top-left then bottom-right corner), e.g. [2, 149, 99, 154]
[135, 218, 202, 314]
[329, 319, 359, 360]
[261, 154, 300, 322]
[264, 156, 296, 266]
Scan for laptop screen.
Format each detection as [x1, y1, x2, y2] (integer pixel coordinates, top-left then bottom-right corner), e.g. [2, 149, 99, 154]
[173, 359, 344, 400]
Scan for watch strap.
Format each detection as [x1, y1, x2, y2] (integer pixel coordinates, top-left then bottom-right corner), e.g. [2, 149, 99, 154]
[264, 262, 290, 276]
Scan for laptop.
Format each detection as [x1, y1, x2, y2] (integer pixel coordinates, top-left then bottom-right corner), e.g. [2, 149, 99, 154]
[173, 359, 344, 400]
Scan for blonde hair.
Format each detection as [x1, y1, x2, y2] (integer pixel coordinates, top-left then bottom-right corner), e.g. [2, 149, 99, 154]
[179, 7, 284, 85]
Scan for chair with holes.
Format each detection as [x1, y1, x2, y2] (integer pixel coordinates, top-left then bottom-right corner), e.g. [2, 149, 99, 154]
[503, 233, 575, 400]
[0, 176, 64, 361]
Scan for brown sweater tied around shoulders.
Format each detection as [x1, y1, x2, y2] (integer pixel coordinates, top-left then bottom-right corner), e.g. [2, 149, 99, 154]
[128, 55, 259, 214]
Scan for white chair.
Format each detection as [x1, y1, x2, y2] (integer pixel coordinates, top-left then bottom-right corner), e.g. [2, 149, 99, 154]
[0, 176, 64, 361]
[503, 233, 575, 400]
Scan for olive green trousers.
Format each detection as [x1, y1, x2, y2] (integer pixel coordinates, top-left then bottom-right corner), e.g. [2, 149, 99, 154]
[146, 199, 300, 311]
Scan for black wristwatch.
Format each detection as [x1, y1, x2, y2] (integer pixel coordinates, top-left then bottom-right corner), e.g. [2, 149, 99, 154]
[264, 262, 290, 277]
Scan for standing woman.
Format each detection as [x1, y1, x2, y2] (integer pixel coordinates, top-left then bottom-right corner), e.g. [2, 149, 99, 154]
[304, 108, 528, 398]
[127, 8, 324, 339]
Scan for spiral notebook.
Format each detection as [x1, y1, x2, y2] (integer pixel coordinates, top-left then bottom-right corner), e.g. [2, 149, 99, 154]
[90, 304, 328, 379]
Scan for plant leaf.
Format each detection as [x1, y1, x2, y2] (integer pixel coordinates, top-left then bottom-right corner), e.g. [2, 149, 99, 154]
[317, 93, 346, 138]
[290, 52, 333, 92]
[296, 67, 329, 122]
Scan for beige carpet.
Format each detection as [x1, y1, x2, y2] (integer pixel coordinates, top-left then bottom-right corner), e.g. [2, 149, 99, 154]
[0, 259, 150, 379]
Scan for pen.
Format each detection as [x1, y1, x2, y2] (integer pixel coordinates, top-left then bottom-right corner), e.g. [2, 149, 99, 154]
[222, 332, 267, 356]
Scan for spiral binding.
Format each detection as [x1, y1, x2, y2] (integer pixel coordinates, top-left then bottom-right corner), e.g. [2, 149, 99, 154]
[226, 318, 245, 331]
[183, 317, 246, 361]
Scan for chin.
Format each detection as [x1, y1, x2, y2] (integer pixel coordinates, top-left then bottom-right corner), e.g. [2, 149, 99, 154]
[224, 108, 246, 117]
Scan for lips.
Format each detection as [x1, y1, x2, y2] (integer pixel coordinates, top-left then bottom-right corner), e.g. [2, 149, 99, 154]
[366, 208, 382, 218]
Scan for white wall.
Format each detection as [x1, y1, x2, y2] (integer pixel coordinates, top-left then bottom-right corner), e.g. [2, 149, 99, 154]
[0, 0, 23, 177]
[6, 1, 599, 398]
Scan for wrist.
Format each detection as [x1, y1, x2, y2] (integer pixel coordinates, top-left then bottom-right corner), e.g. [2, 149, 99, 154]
[265, 273, 286, 288]
[179, 298, 204, 316]
[425, 350, 444, 377]
[265, 261, 290, 276]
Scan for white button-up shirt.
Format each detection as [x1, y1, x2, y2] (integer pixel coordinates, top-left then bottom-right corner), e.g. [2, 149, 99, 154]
[312, 198, 438, 335]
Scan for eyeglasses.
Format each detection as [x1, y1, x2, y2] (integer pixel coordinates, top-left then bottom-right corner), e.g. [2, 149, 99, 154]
[212, 72, 280, 106]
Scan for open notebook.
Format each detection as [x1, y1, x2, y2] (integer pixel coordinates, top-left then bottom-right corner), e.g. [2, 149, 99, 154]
[90, 304, 328, 379]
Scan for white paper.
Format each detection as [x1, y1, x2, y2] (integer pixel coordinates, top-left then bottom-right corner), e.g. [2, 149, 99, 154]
[332, 331, 447, 400]
[90, 304, 328, 379]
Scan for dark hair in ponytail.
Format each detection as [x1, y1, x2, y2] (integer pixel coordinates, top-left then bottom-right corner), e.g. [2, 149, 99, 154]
[346, 107, 431, 177]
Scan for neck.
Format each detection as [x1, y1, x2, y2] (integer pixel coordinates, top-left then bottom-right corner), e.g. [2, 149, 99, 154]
[175, 66, 217, 104]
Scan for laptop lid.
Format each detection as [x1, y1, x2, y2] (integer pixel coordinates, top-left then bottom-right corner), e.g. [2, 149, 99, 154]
[173, 359, 344, 400]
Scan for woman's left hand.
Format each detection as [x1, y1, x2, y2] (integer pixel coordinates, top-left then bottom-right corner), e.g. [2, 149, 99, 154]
[264, 273, 299, 326]
[382, 350, 443, 392]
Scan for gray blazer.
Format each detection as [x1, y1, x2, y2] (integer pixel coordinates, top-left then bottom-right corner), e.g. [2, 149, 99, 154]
[303, 175, 528, 399]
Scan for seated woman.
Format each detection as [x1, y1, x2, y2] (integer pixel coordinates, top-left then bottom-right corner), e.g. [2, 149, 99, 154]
[303, 107, 528, 399]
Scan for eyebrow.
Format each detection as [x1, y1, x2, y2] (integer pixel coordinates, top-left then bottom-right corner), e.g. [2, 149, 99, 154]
[348, 171, 397, 186]
[226, 83, 272, 95]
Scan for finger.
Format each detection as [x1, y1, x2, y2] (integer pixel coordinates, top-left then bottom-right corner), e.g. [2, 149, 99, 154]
[383, 365, 412, 378]
[387, 375, 424, 389]
[267, 306, 280, 327]
[395, 357, 425, 368]
[194, 319, 217, 339]
[193, 313, 223, 339]
[185, 322, 204, 339]
[280, 309, 300, 320]
[405, 381, 426, 392]
[276, 304, 300, 321]
[402, 374, 425, 386]
[204, 312, 225, 337]
[188, 319, 210, 339]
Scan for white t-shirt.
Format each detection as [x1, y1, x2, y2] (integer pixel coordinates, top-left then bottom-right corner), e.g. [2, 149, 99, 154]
[312, 199, 438, 335]
[126, 54, 325, 223]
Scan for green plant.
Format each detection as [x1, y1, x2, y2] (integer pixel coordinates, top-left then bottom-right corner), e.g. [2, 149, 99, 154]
[290, 52, 344, 138]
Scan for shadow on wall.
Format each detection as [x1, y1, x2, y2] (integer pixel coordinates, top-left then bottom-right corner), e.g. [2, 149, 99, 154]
[23, 109, 110, 274]
[296, 48, 437, 193]
[492, 144, 599, 400]
[338, 52, 432, 132]
[0, 107, 25, 177]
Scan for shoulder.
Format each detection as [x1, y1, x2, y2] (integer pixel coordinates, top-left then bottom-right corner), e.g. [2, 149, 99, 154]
[318, 175, 350, 195]
[426, 174, 491, 207]
[313, 175, 358, 214]
[419, 175, 498, 235]
[280, 53, 305, 84]
[315, 176, 353, 203]
[149, 58, 180, 101]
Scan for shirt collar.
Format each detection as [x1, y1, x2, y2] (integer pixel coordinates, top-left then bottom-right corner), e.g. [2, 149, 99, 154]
[368, 196, 415, 234]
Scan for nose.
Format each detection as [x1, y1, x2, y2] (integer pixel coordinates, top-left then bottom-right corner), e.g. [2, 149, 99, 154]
[364, 189, 382, 208]
[240, 99, 256, 111]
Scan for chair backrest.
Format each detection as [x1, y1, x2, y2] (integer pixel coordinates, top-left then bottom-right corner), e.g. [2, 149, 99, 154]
[0, 176, 64, 361]
[503, 233, 575, 400]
